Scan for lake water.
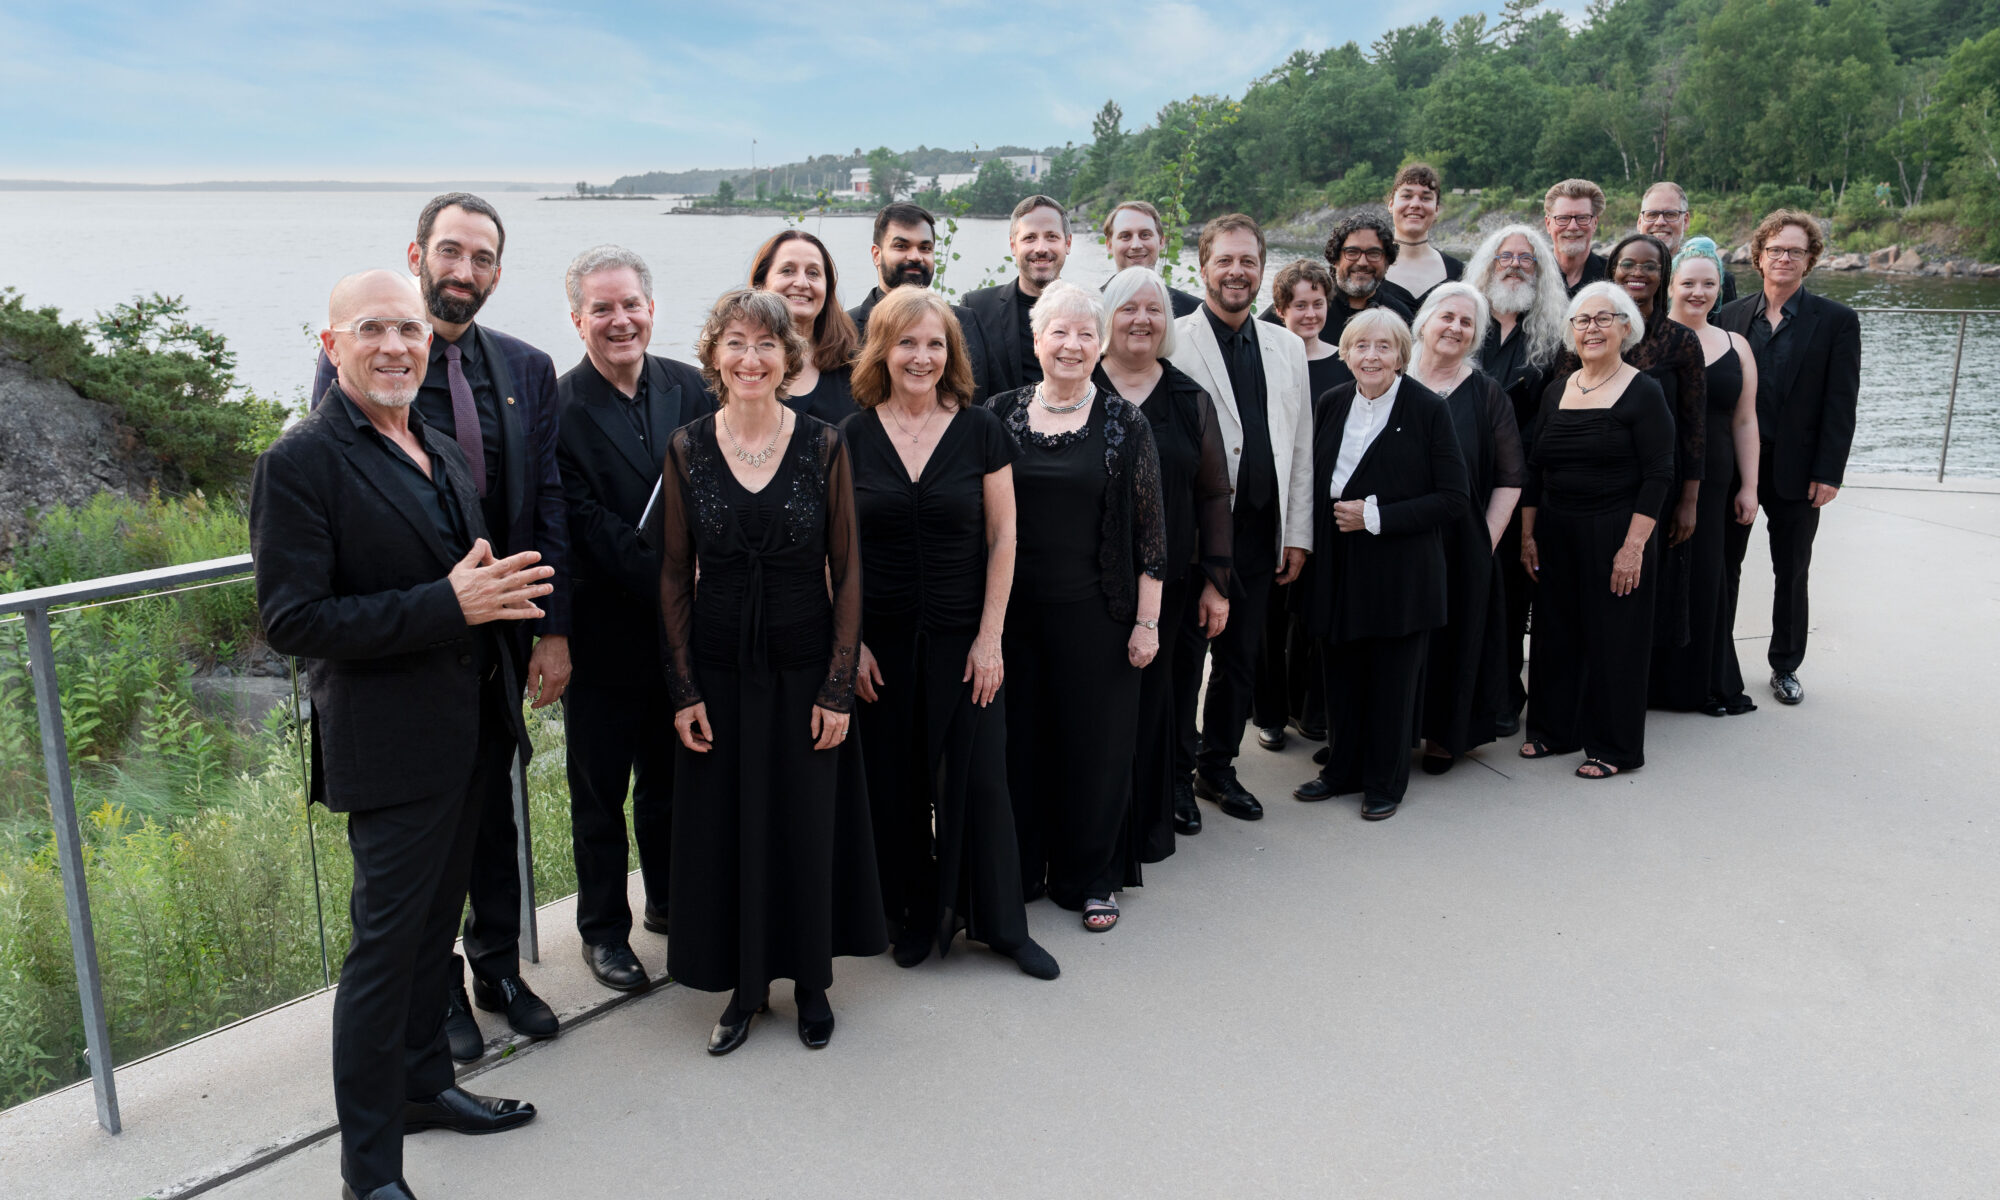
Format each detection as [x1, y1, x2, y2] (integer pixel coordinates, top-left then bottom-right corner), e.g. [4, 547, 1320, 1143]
[5, 190, 1997, 477]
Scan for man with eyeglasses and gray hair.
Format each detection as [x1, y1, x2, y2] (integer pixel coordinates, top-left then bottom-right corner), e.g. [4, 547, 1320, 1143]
[1544, 178, 1609, 295]
[1636, 181, 1738, 314]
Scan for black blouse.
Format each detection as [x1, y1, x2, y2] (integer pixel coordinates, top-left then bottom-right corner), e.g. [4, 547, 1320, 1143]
[1556, 313, 1705, 484]
[1092, 362, 1232, 597]
[844, 405, 1015, 635]
[786, 365, 860, 425]
[1522, 374, 1676, 518]
[658, 413, 861, 712]
[1435, 372, 1525, 506]
[1306, 351, 1348, 411]
[990, 387, 1168, 623]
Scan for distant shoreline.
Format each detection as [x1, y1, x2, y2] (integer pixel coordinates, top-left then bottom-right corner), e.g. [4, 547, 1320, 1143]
[0, 179, 565, 192]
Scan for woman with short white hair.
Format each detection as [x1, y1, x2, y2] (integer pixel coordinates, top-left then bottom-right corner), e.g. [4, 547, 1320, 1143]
[1517, 282, 1675, 779]
[989, 279, 1167, 932]
[1292, 307, 1469, 821]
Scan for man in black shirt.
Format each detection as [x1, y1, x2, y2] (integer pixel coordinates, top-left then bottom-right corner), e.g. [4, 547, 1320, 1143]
[1168, 214, 1315, 823]
[1545, 178, 1609, 296]
[846, 202, 989, 392]
[1100, 200, 1202, 315]
[961, 194, 1071, 400]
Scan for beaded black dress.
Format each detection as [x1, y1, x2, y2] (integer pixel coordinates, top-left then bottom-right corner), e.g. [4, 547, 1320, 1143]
[657, 412, 885, 998]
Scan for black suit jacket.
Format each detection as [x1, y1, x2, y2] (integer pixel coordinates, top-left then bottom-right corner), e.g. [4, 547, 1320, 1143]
[849, 286, 992, 403]
[251, 393, 531, 813]
[1305, 378, 1470, 643]
[960, 279, 1039, 402]
[1714, 287, 1861, 498]
[311, 323, 571, 657]
[554, 352, 714, 686]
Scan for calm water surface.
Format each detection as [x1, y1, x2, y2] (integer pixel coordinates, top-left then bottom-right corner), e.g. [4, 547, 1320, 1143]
[5, 191, 1997, 477]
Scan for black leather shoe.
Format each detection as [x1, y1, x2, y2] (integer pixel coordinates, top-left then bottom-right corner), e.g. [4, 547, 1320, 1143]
[1312, 745, 1330, 766]
[1494, 710, 1522, 737]
[1007, 938, 1060, 980]
[343, 1181, 418, 1200]
[1194, 773, 1264, 821]
[798, 1011, 835, 1049]
[444, 981, 482, 1063]
[1421, 753, 1454, 776]
[1292, 777, 1339, 802]
[581, 941, 649, 992]
[1771, 672, 1804, 705]
[1362, 795, 1400, 821]
[1171, 777, 1202, 835]
[708, 1013, 752, 1056]
[1289, 716, 1327, 742]
[402, 1086, 536, 1135]
[472, 975, 558, 1039]
[1256, 725, 1287, 750]
[891, 926, 933, 968]
[640, 903, 670, 936]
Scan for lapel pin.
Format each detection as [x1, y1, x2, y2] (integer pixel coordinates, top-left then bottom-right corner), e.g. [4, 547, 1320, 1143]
[506, 396, 516, 405]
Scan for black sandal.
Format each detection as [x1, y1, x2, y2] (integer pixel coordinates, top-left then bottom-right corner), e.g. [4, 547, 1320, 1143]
[1575, 758, 1620, 779]
[1519, 739, 1560, 759]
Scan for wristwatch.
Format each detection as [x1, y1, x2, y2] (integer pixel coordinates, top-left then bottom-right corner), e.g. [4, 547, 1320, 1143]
[1135, 618, 1159, 630]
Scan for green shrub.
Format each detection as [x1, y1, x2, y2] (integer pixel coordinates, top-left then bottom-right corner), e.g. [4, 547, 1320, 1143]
[1325, 162, 1392, 208]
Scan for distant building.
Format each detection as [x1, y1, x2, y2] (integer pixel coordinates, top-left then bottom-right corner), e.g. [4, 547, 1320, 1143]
[1000, 155, 1052, 180]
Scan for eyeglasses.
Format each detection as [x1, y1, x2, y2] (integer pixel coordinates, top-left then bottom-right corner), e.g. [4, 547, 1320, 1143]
[1639, 209, 1687, 221]
[1568, 312, 1629, 330]
[1494, 251, 1538, 267]
[1614, 259, 1663, 275]
[1763, 246, 1810, 262]
[1338, 246, 1386, 263]
[427, 244, 499, 274]
[1547, 214, 1596, 227]
[332, 317, 432, 343]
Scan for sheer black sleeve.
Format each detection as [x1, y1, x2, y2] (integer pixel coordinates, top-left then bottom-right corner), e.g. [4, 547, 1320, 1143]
[1126, 406, 1169, 582]
[817, 425, 862, 712]
[657, 426, 703, 709]
[1190, 388, 1234, 597]
[1667, 322, 1706, 483]
[1485, 376, 1526, 490]
[1623, 376, 1678, 517]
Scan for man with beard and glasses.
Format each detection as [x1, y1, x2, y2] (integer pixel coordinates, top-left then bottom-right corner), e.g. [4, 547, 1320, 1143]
[260, 270, 549, 1200]
[1465, 223, 1570, 734]
[1637, 181, 1738, 315]
[1263, 212, 1415, 395]
[1099, 200, 1201, 316]
[311, 192, 568, 1056]
[847, 202, 990, 395]
[962, 193, 1071, 400]
[1544, 178, 1609, 296]
[1168, 213, 1314, 823]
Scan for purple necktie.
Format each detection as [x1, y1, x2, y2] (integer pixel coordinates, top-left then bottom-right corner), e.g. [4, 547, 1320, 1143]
[443, 342, 488, 496]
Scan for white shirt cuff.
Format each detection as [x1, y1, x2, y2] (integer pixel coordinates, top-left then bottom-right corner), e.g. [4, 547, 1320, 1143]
[1363, 496, 1381, 535]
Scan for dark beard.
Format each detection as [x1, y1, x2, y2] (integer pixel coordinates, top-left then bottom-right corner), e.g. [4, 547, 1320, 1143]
[883, 260, 934, 290]
[420, 258, 492, 324]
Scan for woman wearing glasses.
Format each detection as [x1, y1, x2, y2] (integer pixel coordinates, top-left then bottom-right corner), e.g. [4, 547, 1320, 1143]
[1518, 283, 1675, 779]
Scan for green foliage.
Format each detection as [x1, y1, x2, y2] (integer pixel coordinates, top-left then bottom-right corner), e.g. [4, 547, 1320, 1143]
[866, 146, 911, 200]
[1325, 162, 1393, 208]
[0, 290, 288, 495]
[715, 179, 736, 204]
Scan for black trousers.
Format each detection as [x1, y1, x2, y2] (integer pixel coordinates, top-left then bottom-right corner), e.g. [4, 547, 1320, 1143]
[1170, 589, 1207, 785]
[1527, 508, 1658, 769]
[563, 679, 673, 946]
[336, 678, 513, 1193]
[1317, 631, 1428, 805]
[455, 731, 523, 983]
[1723, 443, 1821, 676]
[1498, 510, 1532, 713]
[1196, 505, 1279, 782]
[1252, 582, 1323, 734]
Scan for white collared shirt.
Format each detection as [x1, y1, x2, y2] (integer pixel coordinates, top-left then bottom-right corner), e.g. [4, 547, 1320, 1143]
[1330, 374, 1400, 534]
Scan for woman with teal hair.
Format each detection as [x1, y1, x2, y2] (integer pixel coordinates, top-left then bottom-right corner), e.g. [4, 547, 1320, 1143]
[1651, 237, 1763, 714]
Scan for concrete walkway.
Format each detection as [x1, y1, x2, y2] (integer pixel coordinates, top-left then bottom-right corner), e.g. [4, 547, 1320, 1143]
[6, 477, 1998, 1199]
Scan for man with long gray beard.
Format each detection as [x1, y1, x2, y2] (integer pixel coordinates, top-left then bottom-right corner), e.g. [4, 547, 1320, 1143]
[260, 270, 549, 1200]
[311, 192, 569, 1056]
[1465, 223, 1570, 733]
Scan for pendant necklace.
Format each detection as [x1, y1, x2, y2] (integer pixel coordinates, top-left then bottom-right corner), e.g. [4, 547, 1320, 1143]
[887, 400, 942, 446]
[722, 406, 784, 468]
[1033, 382, 1094, 415]
[1577, 368, 1618, 395]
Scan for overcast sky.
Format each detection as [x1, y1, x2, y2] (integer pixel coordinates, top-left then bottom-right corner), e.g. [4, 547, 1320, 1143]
[1, 0, 1581, 183]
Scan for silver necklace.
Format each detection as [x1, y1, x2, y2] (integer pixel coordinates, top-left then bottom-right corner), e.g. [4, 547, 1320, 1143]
[1033, 382, 1094, 415]
[1576, 367, 1619, 395]
[886, 399, 943, 445]
[721, 406, 784, 468]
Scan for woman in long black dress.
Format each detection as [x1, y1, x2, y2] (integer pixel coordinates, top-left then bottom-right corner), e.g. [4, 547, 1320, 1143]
[750, 229, 860, 422]
[1094, 267, 1232, 856]
[1406, 283, 1524, 773]
[1519, 283, 1676, 778]
[844, 287, 1058, 980]
[1652, 237, 1762, 713]
[991, 280, 1167, 934]
[1292, 308, 1469, 821]
[660, 288, 884, 1056]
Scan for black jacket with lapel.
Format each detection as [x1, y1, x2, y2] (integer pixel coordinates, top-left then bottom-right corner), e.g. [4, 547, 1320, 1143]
[849, 285, 992, 401]
[1305, 377, 1470, 643]
[250, 390, 531, 813]
[959, 279, 1036, 403]
[1713, 286, 1861, 500]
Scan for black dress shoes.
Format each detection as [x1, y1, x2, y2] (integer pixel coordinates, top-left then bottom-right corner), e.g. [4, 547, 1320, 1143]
[1421, 754, 1455, 776]
[343, 1181, 418, 1200]
[1312, 745, 1330, 766]
[1193, 773, 1264, 821]
[708, 1012, 753, 1056]
[1289, 716, 1327, 742]
[891, 926, 933, 968]
[582, 941, 649, 992]
[444, 981, 483, 1064]
[1362, 795, 1400, 821]
[641, 903, 670, 936]
[1171, 777, 1202, 835]
[1494, 709, 1522, 737]
[798, 1011, 835, 1049]
[1006, 938, 1060, 980]
[402, 1087, 536, 1135]
[1771, 672, 1804, 705]
[1256, 725, 1287, 750]
[472, 974, 558, 1039]
[1292, 777, 1339, 802]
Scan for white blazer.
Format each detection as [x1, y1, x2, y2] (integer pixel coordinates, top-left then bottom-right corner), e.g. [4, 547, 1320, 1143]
[1169, 310, 1316, 561]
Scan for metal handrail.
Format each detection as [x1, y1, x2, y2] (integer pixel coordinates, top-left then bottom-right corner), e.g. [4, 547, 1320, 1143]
[1849, 307, 1995, 481]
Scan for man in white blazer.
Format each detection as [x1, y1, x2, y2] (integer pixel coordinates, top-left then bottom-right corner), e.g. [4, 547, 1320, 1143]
[1167, 213, 1314, 823]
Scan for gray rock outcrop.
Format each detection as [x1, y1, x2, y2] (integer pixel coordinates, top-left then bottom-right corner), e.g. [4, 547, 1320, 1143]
[0, 356, 163, 554]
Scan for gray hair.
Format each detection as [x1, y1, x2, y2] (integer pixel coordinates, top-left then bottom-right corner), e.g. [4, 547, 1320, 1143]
[1099, 267, 1179, 359]
[1028, 279, 1105, 342]
[1336, 307, 1414, 372]
[1464, 223, 1568, 372]
[1565, 281, 1646, 355]
[1643, 180, 1690, 212]
[1407, 281, 1492, 376]
[565, 244, 654, 314]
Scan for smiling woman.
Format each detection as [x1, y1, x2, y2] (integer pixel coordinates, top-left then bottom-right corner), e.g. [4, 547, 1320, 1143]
[750, 230, 860, 423]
